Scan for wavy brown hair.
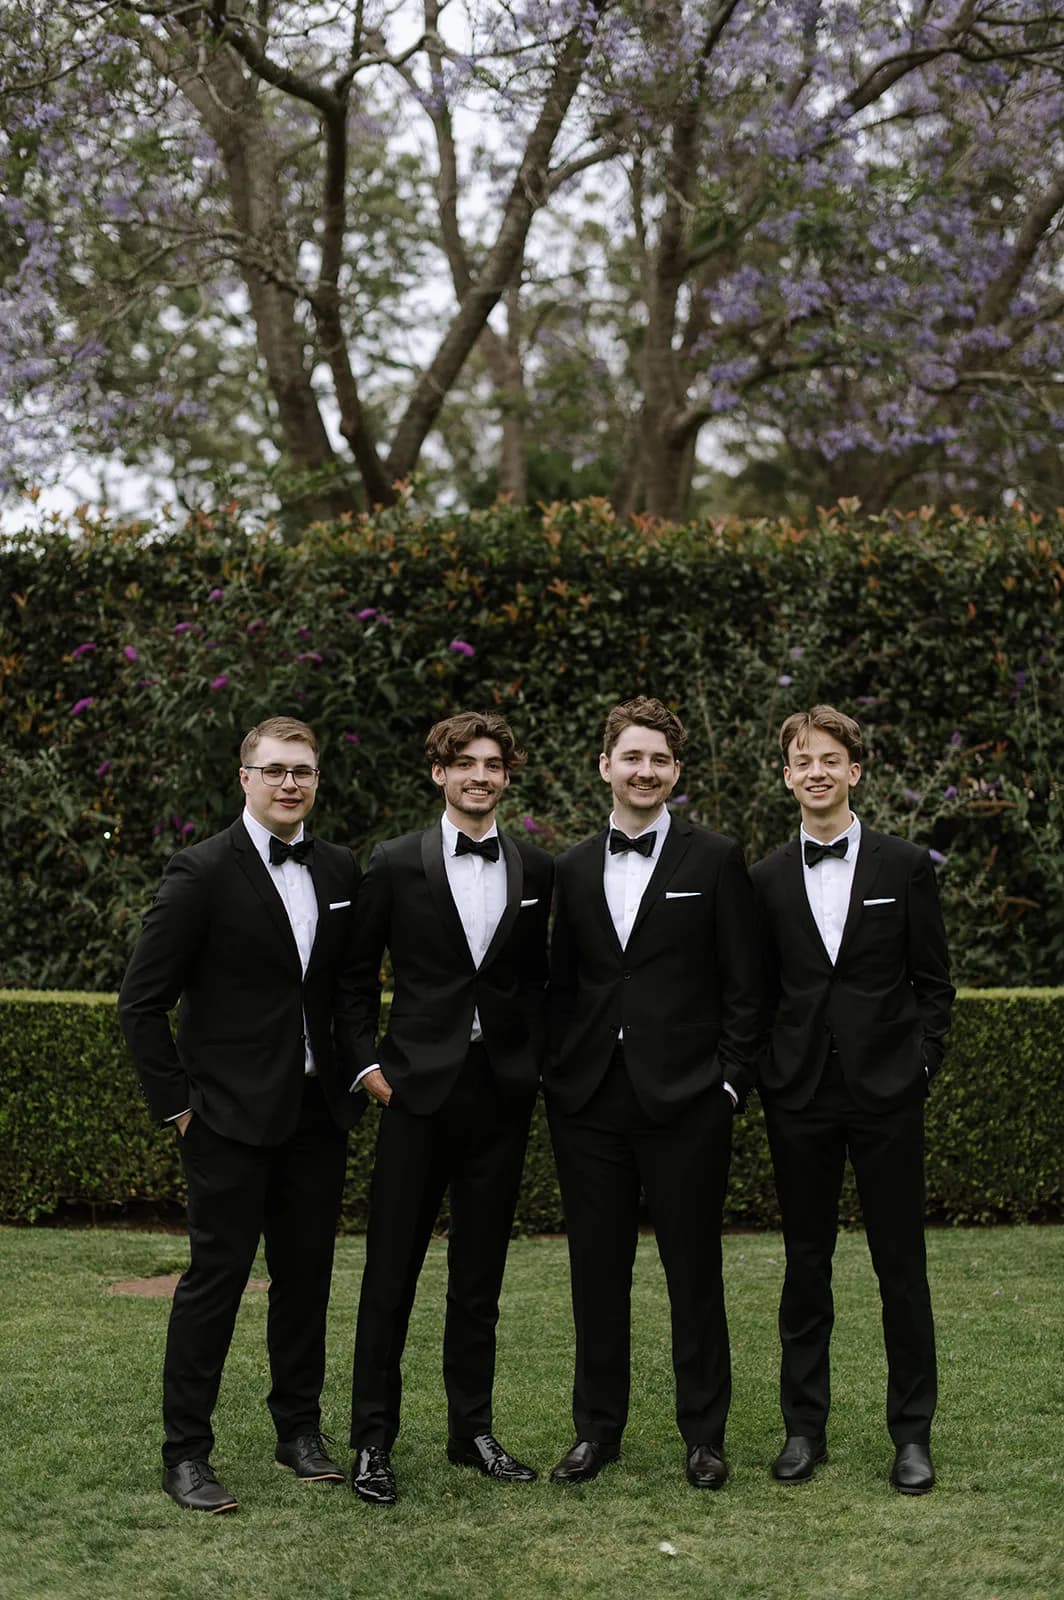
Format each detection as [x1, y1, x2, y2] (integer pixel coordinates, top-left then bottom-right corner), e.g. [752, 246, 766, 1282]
[424, 710, 527, 773]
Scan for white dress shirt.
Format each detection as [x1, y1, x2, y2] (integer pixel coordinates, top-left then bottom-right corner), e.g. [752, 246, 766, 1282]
[800, 812, 861, 965]
[441, 814, 508, 1041]
[603, 806, 671, 949]
[242, 806, 318, 1074]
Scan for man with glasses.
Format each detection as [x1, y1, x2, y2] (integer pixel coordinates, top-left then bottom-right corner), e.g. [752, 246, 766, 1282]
[119, 716, 364, 1512]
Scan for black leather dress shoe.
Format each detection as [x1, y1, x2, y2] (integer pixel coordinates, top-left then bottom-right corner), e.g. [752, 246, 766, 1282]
[772, 1435, 828, 1482]
[447, 1433, 537, 1482]
[275, 1432, 345, 1482]
[351, 1445, 397, 1505]
[891, 1442, 935, 1495]
[549, 1439, 620, 1484]
[162, 1458, 239, 1513]
[686, 1442, 728, 1490]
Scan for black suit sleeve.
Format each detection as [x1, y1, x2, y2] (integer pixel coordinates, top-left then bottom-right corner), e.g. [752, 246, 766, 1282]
[713, 841, 765, 1107]
[118, 849, 212, 1123]
[907, 850, 955, 1080]
[334, 841, 392, 1076]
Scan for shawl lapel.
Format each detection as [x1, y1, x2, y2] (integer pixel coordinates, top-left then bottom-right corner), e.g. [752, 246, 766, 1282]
[420, 822, 478, 972]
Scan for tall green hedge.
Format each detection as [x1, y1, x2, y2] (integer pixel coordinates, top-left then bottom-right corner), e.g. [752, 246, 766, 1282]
[1, 500, 1062, 989]
[2, 990, 1060, 1231]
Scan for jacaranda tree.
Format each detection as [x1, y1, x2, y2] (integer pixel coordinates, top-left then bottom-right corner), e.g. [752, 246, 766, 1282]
[2, 2, 1063, 520]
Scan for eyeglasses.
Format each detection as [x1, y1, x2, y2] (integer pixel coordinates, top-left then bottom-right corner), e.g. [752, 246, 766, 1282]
[244, 764, 320, 786]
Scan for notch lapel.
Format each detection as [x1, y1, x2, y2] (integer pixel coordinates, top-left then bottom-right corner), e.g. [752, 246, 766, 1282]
[627, 817, 694, 945]
[784, 839, 834, 969]
[228, 819, 303, 967]
[834, 829, 884, 966]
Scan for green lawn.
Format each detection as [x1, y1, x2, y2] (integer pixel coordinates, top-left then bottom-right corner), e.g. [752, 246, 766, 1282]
[0, 1225, 1061, 1600]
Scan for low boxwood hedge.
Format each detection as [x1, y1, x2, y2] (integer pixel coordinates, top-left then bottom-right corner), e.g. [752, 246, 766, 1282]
[2, 988, 1060, 1232]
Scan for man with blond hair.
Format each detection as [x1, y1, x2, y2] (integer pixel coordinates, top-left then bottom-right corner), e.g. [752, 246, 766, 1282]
[120, 716, 363, 1512]
[752, 705, 954, 1494]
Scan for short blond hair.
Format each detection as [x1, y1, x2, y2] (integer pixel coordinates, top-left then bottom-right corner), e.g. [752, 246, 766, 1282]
[240, 716, 319, 766]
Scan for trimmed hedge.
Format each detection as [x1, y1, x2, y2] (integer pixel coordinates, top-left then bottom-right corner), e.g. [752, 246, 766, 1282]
[3, 989, 1061, 1231]
[2, 501, 1063, 991]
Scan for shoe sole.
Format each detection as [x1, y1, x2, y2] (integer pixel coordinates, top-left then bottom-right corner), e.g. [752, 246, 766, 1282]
[893, 1480, 934, 1495]
[447, 1456, 536, 1482]
[165, 1494, 239, 1513]
[274, 1462, 346, 1483]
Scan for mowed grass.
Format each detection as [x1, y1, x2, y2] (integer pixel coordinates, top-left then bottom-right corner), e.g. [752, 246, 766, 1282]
[0, 1224, 1061, 1600]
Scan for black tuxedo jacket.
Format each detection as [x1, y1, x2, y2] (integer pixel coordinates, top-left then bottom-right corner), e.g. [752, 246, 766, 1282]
[544, 816, 762, 1120]
[119, 818, 364, 1144]
[334, 823, 554, 1115]
[750, 827, 955, 1112]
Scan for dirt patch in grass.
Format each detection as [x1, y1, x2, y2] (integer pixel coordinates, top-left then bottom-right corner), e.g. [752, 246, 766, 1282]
[108, 1275, 269, 1297]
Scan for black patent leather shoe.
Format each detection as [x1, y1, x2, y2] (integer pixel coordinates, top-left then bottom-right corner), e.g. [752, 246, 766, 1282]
[162, 1458, 239, 1513]
[891, 1442, 935, 1495]
[549, 1439, 620, 1484]
[772, 1435, 828, 1482]
[686, 1442, 728, 1490]
[275, 1431, 345, 1482]
[351, 1444, 397, 1505]
[447, 1433, 537, 1482]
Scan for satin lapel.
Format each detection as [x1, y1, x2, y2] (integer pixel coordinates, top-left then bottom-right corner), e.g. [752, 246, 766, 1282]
[305, 842, 345, 975]
[784, 839, 834, 968]
[420, 823, 476, 970]
[480, 832, 522, 969]
[835, 829, 884, 966]
[228, 818, 301, 966]
[576, 830, 624, 957]
[627, 817, 694, 945]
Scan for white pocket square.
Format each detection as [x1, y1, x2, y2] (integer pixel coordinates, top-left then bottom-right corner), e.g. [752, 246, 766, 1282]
[520, 897, 539, 907]
[329, 899, 352, 910]
[666, 890, 702, 899]
[863, 897, 896, 905]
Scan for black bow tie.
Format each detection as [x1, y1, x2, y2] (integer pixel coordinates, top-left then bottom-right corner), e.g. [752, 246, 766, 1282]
[269, 836, 315, 867]
[804, 837, 848, 867]
[454, 832, 500, 862]
[609, 828, 656, 858]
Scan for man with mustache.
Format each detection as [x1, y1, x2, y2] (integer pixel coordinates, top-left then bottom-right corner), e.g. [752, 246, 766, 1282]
[545, 697, 761, 1489]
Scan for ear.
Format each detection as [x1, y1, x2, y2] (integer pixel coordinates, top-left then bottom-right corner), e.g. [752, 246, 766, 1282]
[239, 766, 251, 796]
[431, 762, 446, 789]
[598, 751, 611, 783]
[849, 762, 862, 789]
[783, 765, 795, 792]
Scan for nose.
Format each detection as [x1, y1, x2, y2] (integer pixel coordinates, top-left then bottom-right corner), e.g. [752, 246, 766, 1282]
[279, 770, 300, 790]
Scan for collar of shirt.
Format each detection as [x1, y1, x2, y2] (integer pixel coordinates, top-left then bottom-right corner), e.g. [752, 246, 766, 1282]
[242, 805, 305, 868]
[606, 804, 672, 858]
[441, 814, 501, 859]
[799, 811, 861, 861]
